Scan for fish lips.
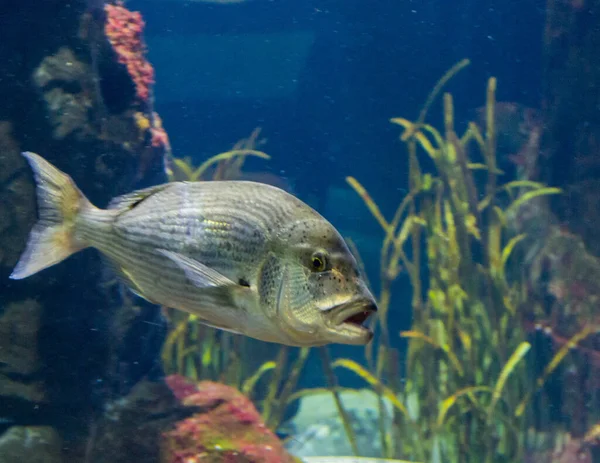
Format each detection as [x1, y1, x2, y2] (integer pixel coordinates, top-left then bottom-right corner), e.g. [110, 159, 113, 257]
[327, 298, 378, 343]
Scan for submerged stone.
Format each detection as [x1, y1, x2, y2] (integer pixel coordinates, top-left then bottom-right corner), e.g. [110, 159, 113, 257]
[0, 299, 46, 405]
[282, 389, 394, 458]
[0, 426, 62, 463]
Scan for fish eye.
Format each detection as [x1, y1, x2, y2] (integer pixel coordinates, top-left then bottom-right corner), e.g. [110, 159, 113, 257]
[310, 251, 328, 272]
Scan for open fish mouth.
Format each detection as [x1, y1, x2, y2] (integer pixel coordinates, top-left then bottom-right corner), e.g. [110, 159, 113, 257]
[331, 299, 378, 329]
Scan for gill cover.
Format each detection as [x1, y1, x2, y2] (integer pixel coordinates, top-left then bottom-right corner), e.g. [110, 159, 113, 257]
[276, 263, 316, 334]
[259, 253, 316, 337]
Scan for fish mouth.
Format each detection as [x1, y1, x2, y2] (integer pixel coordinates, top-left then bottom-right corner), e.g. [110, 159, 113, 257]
[328, 299, 378, 342]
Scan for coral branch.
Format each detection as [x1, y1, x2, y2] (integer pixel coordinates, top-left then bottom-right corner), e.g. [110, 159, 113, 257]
[104, 3, 154, 104]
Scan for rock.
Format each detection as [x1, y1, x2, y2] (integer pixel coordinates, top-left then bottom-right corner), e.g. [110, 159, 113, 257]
[0, 299, 46, 404]
[524, 431, 596, 463]
[32, 47, 92, 140]
[0, 426, 62, 463]
[0, 122, 35, 273]
[161, 375, 297, 463]
[282, 389, 393, 458]
[84, 379, 183, 463]
[0, 1, 171, 462]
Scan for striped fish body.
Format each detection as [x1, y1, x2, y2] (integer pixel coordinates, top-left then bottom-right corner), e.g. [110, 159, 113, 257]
[78, 181, 319, 343]
[11, 152, 378, 346]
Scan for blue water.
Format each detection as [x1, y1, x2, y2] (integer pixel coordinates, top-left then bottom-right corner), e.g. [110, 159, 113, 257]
[130, 0, 545, 386]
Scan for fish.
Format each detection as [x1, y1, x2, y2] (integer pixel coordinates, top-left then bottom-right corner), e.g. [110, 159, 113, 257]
[10, 152, 377, 347]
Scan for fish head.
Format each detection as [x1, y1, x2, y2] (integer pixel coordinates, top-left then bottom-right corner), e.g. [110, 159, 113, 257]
[262, 217, 377, 346]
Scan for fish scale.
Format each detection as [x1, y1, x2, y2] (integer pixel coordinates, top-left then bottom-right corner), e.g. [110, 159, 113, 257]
[86, 181, 310, 319]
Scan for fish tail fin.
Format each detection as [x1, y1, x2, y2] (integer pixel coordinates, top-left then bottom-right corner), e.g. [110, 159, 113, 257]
[10, 152, 91, 279]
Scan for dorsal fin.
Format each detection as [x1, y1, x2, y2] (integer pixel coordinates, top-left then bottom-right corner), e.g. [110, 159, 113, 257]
[107, 183, 171, 211]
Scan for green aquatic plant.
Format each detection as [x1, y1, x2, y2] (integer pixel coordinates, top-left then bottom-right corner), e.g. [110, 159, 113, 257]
[338, 61, 566, 462]
[158, 66, 596, 463]
[166, 126, 269, 182]
[167, 127, 270, 182]
[166, 148, 270, 182]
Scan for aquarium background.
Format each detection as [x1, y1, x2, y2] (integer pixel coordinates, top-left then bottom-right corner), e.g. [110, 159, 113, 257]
[1, 0, 599, 462]
[134, 0, 545, 384]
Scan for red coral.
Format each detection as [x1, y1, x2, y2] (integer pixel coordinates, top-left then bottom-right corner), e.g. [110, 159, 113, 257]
[162, 375, 295, 463]
[166, 374, 199, 401]
[150, 113, 171, 150]
[104, 3, 154, 103]
[151, 125, 169, 149]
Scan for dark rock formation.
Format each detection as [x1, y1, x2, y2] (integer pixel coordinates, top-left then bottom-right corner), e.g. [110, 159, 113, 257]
[0, 426, 63, 463]
[0, 1, 170, 461]
[541, 0, 600, 257]
[80, 380, 185, 463]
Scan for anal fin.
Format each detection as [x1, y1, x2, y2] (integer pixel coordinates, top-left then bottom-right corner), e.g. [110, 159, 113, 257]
[102, 257, 156, 304]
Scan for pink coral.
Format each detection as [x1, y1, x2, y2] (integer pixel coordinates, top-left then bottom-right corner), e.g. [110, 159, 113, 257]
[104, 3, 154, 103]
[166, 374, 199, 401]
[150, 113, 171, 151]
[151, 125, 170, 149]
[162, 375, 295, 463]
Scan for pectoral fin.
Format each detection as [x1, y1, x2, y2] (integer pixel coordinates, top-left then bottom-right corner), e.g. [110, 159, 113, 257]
[157, 249, 254, 316]
[157, 249, 235, 288]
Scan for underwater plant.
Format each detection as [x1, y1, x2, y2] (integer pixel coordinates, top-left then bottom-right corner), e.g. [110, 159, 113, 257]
[160, 66, 600, 462]
[165, 127, 269, 182]
[333, 60, 598, 462]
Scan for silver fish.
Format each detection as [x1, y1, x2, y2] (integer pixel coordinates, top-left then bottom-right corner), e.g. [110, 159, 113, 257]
[11, 152, 377, 346]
